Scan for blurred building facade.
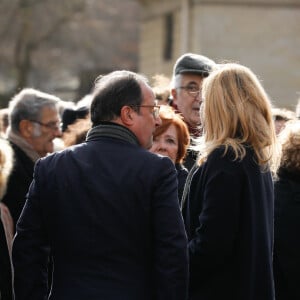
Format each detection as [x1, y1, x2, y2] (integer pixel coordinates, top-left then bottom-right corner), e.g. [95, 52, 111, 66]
[136, 0, 300, 110]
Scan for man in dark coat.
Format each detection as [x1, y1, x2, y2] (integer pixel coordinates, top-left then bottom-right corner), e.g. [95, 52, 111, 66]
[2, 88, 62, 227]
[12, 70, 188, 300]
[0, 88, 62, 300]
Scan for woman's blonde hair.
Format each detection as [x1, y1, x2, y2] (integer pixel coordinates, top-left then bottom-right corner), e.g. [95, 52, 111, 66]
[197, 63, 281, 175]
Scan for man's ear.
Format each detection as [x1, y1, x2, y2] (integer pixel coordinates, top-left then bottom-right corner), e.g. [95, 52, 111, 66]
[120, 106, 134, 126]
[19, 120, 33, 138]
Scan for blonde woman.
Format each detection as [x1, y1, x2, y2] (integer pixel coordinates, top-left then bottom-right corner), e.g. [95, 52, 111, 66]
[181, 63, 281, 300]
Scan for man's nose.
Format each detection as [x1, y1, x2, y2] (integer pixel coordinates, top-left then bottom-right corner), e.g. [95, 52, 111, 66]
[194, 91, 202, 101]
[54, 126, 63, 138]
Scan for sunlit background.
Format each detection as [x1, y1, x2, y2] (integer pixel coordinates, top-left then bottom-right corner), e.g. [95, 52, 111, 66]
[0, 0, 299, 110]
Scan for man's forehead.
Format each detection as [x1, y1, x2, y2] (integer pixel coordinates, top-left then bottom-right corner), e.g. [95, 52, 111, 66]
[180, 74, 204, 85]
[40, 106, 59, 119]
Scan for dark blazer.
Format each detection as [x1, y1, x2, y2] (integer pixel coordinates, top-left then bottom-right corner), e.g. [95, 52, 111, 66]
[12, 135, 188, 300]
[1, 142, 35, 226]
[182, 146, 275, 300]
[273, 168, 300, 300]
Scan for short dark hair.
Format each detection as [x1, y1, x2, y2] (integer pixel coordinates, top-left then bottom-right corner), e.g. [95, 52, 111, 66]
[91, 70, 148, 126]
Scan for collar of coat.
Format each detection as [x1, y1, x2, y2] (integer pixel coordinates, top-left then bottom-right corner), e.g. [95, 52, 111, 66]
[86, 122, 140, 146]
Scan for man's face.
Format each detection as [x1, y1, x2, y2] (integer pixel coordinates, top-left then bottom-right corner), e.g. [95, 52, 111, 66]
[28, 106, 61, 157]
[172, 73, 204, 128]
[131, 83, 161, 149]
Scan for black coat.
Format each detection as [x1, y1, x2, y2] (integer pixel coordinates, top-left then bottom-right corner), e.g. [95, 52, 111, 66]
[13, 134, 188, 300]
[273, 168, 300, 300]
[1, 142, 35, 226]
[0, 142, 34, 300]
[182, 146, 275, 300]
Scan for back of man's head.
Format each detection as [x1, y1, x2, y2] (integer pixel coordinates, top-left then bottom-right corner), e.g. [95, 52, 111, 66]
[90, 70, 148, 126]
[173, 53, 216, 78]
[8, 88, 61, 134]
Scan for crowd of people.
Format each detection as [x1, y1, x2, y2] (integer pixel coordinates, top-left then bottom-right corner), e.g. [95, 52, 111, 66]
[0, 53, 299, 300]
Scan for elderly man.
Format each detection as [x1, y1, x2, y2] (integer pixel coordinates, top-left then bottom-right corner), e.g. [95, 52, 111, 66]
[1, 88, 62, 227]
[171, 53, 216, 170]
[12, 71, 188, 300]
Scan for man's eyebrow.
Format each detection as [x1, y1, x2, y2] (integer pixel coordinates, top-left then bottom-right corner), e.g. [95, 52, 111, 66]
[185, 81, 199, 86]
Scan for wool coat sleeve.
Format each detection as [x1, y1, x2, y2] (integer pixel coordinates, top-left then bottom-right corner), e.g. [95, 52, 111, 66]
[12, 159, 50, 300]
[151, 157, 189, 300]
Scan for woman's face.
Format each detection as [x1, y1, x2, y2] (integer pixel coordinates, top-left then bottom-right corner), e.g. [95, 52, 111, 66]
[149, 124, 178, 164]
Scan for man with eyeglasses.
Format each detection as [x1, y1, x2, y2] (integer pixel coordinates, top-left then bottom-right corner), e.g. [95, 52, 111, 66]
[1, 88, 62, 227]
[171, 53, 216, 170]
[12, 71, 188, 300]
[0, 88, 62, 299]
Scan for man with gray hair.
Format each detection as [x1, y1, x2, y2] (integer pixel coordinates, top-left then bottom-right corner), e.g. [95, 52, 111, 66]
[171, 53, 216, 170]
[1, 88, 62, 227]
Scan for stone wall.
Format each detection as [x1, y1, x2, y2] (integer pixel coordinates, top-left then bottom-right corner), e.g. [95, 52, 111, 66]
[137, 0, 300, 110]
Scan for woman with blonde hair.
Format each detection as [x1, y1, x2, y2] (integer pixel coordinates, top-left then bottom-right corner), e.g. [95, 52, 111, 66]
[181, 63, 281, 300]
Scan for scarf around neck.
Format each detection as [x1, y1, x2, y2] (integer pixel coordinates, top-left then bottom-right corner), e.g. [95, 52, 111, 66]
[7, 129, 40, 162]
[86, 122, 140, 146]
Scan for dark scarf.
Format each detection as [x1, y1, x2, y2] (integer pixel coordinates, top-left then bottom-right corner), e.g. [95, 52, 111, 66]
[86, 122, 140, 146]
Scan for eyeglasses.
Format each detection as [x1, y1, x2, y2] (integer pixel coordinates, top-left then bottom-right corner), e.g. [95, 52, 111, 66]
[130, 104, 161, 119]
[177, 85, 201, 98]
[29, 120, 61, 131]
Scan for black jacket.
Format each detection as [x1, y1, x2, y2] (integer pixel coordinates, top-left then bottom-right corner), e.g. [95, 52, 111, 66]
[0, 142, 34, 300]
[13, 128, 188, 300]
[182, 146, 275, 300]
[1, 142, 34, 226]
[273, 168, 300, 300]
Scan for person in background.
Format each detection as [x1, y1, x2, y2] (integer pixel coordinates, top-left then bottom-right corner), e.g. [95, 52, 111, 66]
[149, 105, 189, 202]
[152, 74, 171, 105]
[62, 117, 91, 147]
[272, 107, 296, 135]
[181, 63, 281, 300]
[1, 88, 62, 228]
[61, 94, 93, 147]
[0, 108, 9, 136]
[0, 138, 14, 300]
[170, 53, 216, 170]
[273, 119, 300, 300]
[12, 70, 188, 300]
[296, 98, 300, 119]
